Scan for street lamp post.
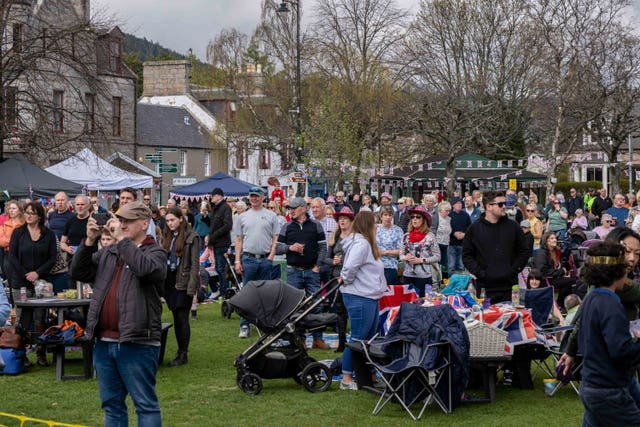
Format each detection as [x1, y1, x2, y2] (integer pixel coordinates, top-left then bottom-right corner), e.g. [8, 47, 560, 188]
[277, 0, 305, 196]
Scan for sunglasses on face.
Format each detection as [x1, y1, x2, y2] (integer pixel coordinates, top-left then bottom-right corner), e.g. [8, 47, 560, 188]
[410, 215, 423, 219]
[526, 209, 535, 212]
[490, 202, 506, 207]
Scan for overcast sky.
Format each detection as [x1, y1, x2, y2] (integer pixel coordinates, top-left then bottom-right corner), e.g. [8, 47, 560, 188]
[95, 0, 638, 61]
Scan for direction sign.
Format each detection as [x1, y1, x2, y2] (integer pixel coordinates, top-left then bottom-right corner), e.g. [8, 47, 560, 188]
[157, 148, 177, 153]
[291, 172, 306, 183]
[150, 158, 162, 164]
[144, 153, 161, 161]
[159, 163, 178, 173]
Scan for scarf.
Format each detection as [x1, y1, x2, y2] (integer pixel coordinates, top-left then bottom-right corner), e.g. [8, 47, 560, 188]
[408, 229, 426, 243]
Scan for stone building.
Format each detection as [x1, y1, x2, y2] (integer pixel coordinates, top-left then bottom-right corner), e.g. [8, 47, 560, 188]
[137, 60, 227, 202]
[2, 0, 136, 163]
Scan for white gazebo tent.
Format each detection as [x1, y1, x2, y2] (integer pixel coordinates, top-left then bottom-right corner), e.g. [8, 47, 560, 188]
[46, 148, 153, 190]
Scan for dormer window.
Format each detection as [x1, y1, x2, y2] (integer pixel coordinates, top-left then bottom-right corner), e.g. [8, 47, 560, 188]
[109, 40, 121, 73]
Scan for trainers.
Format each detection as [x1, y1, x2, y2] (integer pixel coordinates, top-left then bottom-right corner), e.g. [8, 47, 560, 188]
[239, 326, 250, 338]
[340, 381, 358, 391]
[209, 291, 220, 300]
[312, 339, 330, 349]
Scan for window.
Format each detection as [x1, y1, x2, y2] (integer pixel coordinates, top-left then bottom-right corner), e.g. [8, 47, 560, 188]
[85, 93, 95, 134]
[3, 86, 17, 131]
[204, 152, 210, 176]
[109, 40, 121, 73]
[585, 167, 603, 182]
[236, 140, 248, 169]
[259, 147, 270, 169]
[41, 28, 47, 49]
[52, 90, 64, 133]
[12, 24, 22, 53]
[180, 150, 187, 176]
[112, 96, 121, 136]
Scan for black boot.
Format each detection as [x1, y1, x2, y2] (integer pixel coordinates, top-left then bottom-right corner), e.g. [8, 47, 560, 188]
[167, 351, 188, 367]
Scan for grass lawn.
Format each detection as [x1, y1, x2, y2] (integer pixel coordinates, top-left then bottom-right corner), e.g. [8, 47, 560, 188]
[0, 302, 583, 426]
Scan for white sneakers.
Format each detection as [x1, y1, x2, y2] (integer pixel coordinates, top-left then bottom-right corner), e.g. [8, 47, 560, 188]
[339, 381, 358, 391]
[238, 325, 250, 338]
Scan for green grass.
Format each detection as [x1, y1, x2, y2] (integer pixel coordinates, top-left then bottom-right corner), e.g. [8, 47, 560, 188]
[0, 303, 583, 426]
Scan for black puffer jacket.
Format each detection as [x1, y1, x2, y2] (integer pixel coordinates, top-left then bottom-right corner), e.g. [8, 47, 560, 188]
[70, 236, 167, 342]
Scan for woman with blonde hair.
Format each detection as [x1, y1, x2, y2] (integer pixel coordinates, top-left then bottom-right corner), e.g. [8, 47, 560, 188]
[338, 211, 386, 390]
[525, 203, 544, 250]
[401, 205, 440, 296]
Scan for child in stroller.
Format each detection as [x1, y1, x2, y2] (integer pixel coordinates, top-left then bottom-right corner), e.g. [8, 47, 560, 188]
[228, 278, 341, 394]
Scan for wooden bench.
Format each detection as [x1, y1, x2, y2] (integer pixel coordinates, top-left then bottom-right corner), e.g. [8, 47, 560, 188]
[159, 322, 173, 365]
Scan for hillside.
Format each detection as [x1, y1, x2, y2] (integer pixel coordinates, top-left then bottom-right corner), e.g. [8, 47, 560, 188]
[123, 33, 184, 61]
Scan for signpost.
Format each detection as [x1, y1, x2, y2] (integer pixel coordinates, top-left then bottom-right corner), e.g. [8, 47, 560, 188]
[157, 148, 177, 153]
[172, 177, 197, 186]
[144, 153, 162, 162]
[159, 163, 178, 173]
[291, 172, 306, 183]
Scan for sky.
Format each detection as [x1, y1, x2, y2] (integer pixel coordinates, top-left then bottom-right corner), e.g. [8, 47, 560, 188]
[93, 0, 421, 61]
[95, 0, 639, 62]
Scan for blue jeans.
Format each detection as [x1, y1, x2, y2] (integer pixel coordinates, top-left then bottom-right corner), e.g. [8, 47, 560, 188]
[213, 246, 229, 297]
[342, 293, 379, 375]
[447, 245, 464, 274]
[383, 268, 399, 286]
[94, 341, 161, 427]
[287, 267, 322, 340]
[240, 255, 273, 327]
[580, 383, 640, 426]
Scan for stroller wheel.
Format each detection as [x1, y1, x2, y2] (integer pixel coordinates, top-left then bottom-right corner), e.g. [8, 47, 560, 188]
[221, 301, 233, 319]
[300, 362, 331, 393]
[238, 373, 263, 395]
[293, 356, 316, 383]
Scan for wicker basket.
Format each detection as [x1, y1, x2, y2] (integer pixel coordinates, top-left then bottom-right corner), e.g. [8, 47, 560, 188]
[465, 320, 508, 358]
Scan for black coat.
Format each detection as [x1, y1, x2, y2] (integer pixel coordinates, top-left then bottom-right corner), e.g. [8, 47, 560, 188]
[208, 200, 233, 248]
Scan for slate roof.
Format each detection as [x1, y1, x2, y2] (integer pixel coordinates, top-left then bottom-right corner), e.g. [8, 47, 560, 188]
[137, 104, 212, 149]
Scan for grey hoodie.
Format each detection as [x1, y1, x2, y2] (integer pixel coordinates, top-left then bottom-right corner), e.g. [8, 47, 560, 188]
[340, 233, 386, 299]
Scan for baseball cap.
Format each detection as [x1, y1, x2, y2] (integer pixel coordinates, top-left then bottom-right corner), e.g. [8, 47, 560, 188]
[520, 220, 531, 228]
[116, 201, 151, 220]
[288, 197, 307, 208]
[249, 186, 264, 196]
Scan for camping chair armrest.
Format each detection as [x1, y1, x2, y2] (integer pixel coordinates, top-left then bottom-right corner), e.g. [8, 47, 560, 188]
[535, 325, 574, 335]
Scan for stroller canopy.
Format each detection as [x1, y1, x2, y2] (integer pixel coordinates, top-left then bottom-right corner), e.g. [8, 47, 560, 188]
[228, 280, 305, 331]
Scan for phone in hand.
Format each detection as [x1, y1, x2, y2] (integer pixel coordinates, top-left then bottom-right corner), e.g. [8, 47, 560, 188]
[93, 213, 109, 226]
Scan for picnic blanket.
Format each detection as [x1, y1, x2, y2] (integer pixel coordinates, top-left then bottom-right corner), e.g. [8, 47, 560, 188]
[471, 303, 537, 354]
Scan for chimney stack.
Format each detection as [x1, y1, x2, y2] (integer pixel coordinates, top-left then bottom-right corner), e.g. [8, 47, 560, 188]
[142, 60, 191, 97]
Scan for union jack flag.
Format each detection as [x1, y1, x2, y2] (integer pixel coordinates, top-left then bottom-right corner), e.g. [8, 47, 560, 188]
[379, 285, 418, 335]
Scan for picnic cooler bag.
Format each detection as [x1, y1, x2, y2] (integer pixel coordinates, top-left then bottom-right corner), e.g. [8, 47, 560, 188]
[0, 348, 25, 375]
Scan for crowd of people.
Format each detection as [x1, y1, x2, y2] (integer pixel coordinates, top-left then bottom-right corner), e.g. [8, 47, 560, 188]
[4, 183, 640, 424]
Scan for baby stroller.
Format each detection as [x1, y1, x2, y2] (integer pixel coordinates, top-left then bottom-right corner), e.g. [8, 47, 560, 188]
[228, 278, 341, 395]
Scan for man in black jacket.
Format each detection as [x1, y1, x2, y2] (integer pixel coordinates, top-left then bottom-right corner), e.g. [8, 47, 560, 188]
[462, 190, 530, 303]
[208, 187, 233, 298]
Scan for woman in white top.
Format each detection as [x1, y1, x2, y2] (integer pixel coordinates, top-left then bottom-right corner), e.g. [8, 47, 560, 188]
[435, 202, 452, 278]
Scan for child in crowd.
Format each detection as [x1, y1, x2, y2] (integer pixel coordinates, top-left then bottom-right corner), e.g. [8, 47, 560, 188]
[198, 235, 220, 302]
[526, 268, 564, 326]
[577, 241, 640, 425]
[99, 229, 115, 249]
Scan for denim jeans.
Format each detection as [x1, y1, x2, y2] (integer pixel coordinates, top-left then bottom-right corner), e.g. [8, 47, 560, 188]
[580, 383, 640, 426]
[447, 245, 464, 274]
[94, 341, 161, 427]
[240, 255, 273, 327]
[287, 267, 322, 339]
[342, 293, 379, 375]
[213, 246, 229, 297]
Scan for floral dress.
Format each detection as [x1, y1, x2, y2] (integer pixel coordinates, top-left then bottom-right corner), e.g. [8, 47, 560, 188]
[376, 224, 404, 270]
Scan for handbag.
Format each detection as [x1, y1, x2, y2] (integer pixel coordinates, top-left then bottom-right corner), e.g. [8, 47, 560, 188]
[50, 235, 69, 275]
[0, 326, 25, 349]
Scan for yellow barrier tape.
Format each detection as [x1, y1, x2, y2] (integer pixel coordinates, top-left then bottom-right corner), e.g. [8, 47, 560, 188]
[0, 412, 88, 427]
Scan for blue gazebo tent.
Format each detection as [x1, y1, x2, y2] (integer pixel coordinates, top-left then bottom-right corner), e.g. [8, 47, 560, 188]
[169, 172, 258, 200]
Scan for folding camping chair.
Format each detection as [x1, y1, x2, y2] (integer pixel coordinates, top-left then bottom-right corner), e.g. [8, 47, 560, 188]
[523, 286, 558, 381]
[543, 326, 582, 396]
[361, 331, 453, 420]
[359, 303, 468, 420]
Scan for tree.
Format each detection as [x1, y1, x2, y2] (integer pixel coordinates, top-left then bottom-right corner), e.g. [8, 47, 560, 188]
[401, 0, 536, 192]
[305, 0, 409, 191]
[0, 0, 128, 163]
[525, 0, 632, 195]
